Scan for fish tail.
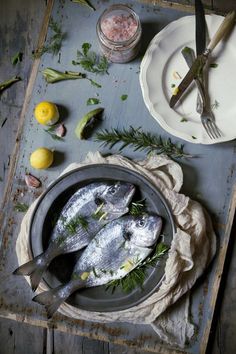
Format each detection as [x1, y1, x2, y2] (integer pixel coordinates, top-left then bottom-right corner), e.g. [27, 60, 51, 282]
[13, 254, 49, 292]
[32, 282, 83, 318]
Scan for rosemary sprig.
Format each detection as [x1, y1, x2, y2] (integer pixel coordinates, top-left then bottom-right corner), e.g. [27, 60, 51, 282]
[129, 199, 146, 216]
[64, 215, 89, 235]
[32, 18, 66, 58]
[71, 0, 96, 11]
[106, 242, 169, 293]
[72, 43, 109, 75]
[95, 126, 192, 159]
[14, 202, 29, 213]
[0, 76, 21, 94]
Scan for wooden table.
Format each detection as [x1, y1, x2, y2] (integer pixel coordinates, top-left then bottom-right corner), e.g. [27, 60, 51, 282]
[1, 0, 236, 353]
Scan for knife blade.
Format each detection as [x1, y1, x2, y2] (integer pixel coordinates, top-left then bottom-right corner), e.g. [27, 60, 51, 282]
[169, 11, 236, 109]
[195, 0, 206, 56]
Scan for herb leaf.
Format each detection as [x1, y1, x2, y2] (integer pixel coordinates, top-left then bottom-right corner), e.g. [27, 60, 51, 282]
[87, 97, 100, 105]
[63, 215, 89, 235]
[44, 128, 64, 141]
[0, 76, 21, 94]
[121, 94, 128, 101]
[71, 0, 96, 11]
[42, 68, 86, 84]
[106, 242, 169, 293]
[11, 52, 23, 66]
[181, 117, 188, 122]
[210, 63, 218, 68]
[72, 43, 109, 75]
[211, 100, 219, 110]
[32, 18, 66, 58]
[88, 79, 102, 88]
[14, 203, 29, 212]
[95, 126, 192, 159]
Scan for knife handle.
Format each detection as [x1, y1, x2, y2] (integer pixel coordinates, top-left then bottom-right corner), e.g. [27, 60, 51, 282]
[207, 11, 235, 52]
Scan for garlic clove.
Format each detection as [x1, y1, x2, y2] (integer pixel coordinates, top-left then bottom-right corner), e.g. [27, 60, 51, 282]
[55, 124, 66, 137]
[25, 174, 41, 188]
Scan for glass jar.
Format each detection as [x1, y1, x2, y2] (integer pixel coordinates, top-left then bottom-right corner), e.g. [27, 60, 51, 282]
[96, 4, 142, 63]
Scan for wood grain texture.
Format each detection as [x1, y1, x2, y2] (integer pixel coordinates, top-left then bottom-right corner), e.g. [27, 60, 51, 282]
[0, 317, 46, 354]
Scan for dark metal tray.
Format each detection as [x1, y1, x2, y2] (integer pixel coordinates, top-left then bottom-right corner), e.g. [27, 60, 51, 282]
[29, 164, 175, 312]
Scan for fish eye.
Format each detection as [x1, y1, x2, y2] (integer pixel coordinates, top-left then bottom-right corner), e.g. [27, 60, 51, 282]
[137, 218, 146, 228]
[109, 186, 117, 194]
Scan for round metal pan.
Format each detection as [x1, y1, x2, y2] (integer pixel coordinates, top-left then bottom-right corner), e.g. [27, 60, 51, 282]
[29, 164, 175, 312]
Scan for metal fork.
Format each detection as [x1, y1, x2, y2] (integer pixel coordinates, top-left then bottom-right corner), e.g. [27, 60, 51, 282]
[181, 48, 221, 139]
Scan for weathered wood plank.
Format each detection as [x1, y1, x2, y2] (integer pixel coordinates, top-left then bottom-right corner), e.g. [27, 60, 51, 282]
[0, 0, 46, 206]
[0, 317, 46, 354]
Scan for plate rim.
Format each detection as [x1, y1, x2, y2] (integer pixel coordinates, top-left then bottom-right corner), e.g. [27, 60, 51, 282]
[29, 163, 176, 312]
[139, 14, 236, 145]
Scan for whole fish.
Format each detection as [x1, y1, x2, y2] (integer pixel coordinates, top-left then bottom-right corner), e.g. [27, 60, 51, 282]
[14, 181, 135, 291]
[33, 214, 162, 318]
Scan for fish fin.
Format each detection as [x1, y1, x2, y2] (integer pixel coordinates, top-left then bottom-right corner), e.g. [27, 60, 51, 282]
[13, 254, 48, 292]
[32, 282, 83, 318]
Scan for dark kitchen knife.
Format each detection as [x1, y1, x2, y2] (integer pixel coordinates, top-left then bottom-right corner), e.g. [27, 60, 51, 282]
[195, 0, 206, 56]
[169, 11, 235, 108]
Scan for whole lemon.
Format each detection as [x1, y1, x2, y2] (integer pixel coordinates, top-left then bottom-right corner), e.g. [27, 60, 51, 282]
[30, 148, 54, 169]
[34, 101, 59, 125]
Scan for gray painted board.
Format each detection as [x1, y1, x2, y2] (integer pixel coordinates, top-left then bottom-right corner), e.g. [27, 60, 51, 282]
[1, 0, 236, 353]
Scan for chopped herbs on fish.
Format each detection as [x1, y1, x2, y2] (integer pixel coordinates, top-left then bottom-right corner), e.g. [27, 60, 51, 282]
[106, 242, 169, 293]
[130, 199, 146, 216]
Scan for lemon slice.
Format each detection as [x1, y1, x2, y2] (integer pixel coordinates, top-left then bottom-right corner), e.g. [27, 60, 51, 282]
[30, 148, 54, 169]
[34, 101, 59, 126]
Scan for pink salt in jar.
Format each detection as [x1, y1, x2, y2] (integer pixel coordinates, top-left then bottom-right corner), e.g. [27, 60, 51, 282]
[96, 4, 142, 63]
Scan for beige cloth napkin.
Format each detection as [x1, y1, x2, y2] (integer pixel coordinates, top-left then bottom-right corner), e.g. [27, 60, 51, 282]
[16, 152, 216, 348]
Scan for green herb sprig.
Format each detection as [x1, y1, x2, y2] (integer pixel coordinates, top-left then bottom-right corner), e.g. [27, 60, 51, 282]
[32, 18, 66, 58]
[14, 203, 29, 213]
[95, 126, 192, 159]
[64, 215, 89, 235]
[72, 43, 109, 75]
[44, 126, 64, 141]
[106, 242, 169, 293]
[0, 76, 21, 94]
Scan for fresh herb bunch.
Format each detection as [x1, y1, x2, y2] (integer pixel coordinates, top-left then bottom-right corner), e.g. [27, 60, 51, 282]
[32, 18, 66, 58]
[106, 242, 169, 293]
[72, 43, 109, 75]
[95, 126, 192, 159]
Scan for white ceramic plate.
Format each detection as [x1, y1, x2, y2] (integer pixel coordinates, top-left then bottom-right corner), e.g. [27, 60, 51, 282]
[140, 15, 236, 144]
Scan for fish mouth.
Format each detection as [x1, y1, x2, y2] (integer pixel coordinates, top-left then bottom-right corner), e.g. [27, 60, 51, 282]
[125, 184, 136, 204]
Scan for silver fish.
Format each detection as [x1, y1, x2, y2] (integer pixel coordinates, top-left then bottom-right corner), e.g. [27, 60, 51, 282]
[13, 181, 135, 291]
[33, 214, 162, 318]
